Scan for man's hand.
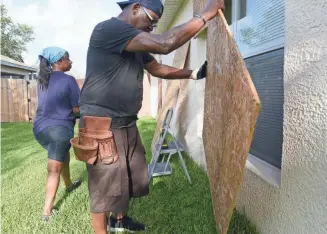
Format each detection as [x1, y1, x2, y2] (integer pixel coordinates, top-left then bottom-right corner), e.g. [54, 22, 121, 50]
[201, 0, 225, 22]
[190, 61, 207, 80]
[73, 106, 80, 118]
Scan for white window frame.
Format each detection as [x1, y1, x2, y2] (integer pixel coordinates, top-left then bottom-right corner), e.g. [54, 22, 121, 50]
[230, 0, 284, 59]
[246, 153, 281, 187]
[194, 2, 284, 187]
[227, 0, 283, 187]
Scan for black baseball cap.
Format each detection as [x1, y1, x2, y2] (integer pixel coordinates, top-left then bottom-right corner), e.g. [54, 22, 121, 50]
[117, 0, 164, 18]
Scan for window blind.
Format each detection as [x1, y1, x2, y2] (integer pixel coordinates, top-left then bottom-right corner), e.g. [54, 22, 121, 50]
[235, 0, 285, 58]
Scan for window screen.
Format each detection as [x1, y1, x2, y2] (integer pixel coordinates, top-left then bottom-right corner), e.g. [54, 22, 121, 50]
[235, 0, 285, 58]
[246, 48, 284, 169]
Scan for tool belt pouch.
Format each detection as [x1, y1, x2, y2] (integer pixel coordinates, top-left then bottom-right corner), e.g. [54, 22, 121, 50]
[70, 116, 119, 165]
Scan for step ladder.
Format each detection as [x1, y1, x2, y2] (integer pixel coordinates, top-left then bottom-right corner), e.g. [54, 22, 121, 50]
[148, 108, 192, 184]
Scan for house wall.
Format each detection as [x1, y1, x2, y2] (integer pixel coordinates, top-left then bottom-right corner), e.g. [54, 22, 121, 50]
[236, 0, 327, 233]
[156, 0, 208, 169]
[158, 0, 327, 233]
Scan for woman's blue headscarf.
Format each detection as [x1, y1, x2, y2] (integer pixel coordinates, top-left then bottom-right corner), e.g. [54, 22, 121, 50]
[38, 46, 67, 65]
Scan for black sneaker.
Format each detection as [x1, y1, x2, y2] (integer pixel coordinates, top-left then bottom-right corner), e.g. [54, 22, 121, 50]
[108, 215, 145, 233]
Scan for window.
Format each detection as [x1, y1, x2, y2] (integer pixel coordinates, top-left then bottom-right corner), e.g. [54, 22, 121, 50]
[28, 72, 37, 80]
[226, 0, 285, 58]
[246, 48, 284, 169]
[220, 0, 285, 170]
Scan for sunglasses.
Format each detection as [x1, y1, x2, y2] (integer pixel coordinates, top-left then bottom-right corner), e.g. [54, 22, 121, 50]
[141, 6, 158, 28]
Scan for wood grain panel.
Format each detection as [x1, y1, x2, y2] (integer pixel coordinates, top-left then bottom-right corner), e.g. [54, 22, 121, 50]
[203, 9, 261, 234]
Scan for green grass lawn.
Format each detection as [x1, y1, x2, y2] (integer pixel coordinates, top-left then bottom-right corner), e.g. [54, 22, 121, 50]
[1, 118, 257, 234]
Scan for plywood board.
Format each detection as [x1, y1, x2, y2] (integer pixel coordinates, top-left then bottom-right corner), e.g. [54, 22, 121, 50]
[202, 9, 261, 234]
[151, 41, 190, 150]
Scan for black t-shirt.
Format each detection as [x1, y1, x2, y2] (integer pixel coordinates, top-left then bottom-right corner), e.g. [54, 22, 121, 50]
[79, 17, 154, 118]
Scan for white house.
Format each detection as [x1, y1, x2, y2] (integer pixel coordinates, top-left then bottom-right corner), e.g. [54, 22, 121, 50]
[149, 0, 327, 233]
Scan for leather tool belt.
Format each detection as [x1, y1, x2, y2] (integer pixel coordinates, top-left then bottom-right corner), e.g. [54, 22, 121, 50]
[70, 116, 119, 165]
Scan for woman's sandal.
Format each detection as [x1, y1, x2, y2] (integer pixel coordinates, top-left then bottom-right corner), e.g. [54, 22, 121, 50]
[42, 209, 59, 223]
[65, 179, 82, 193]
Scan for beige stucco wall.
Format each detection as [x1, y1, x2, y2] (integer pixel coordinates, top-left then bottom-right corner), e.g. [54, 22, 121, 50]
[236, 1, 327, 233]
[157, 0, 208, 169]
[158, 0, 327, 233]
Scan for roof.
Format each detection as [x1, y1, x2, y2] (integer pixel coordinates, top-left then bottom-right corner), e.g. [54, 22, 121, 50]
[0, 54, 37, 72]
[154, 0, 185, 34]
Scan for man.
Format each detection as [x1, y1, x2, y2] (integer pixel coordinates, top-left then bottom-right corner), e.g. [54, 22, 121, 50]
[79, 0, 224, 233]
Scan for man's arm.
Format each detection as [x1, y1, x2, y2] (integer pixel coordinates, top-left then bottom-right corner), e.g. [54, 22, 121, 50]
[145, 58, 192, 79]
[145, 58, 207, 80]
[125, 0, 224, 55]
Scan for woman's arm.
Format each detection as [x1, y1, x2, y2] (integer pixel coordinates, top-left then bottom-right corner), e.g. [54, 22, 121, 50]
[68, 77, 81, 117]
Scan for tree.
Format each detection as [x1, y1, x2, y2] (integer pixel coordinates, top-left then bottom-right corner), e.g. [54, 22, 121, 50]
[1, 4, 34, 62]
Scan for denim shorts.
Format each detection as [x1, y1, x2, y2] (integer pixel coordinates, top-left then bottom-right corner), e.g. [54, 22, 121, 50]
[34, 126, 74, 163]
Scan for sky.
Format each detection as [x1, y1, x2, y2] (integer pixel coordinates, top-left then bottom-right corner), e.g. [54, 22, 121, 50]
[2, 0, 122, 78]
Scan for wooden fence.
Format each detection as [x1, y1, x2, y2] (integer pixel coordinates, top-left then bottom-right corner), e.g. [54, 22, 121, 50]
[1, 79, 38, 122]
[1, 76, 152, 123]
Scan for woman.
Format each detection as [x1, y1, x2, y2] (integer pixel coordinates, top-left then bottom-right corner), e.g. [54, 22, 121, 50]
[33, 46, 81, 222]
